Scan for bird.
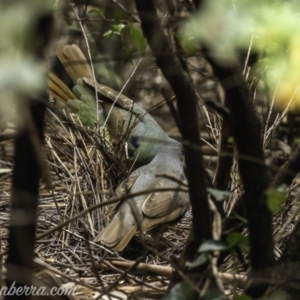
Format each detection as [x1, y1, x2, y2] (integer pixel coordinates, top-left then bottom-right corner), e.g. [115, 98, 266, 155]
[48, 44, 190, 251]
[48, 44, 171, 169]
[94, 138, 189, 251]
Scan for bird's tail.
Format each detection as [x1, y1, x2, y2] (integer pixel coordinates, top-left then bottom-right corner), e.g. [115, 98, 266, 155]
[49, 44, 135, 113]
[55, 44, 93, 84]
[48, 44, 94, 109]
[94, 215, 137, 252]
[48, 71, 76, 109]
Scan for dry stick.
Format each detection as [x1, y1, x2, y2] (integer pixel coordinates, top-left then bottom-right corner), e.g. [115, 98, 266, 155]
[263, 59, 286, 147]
[271, 144, 300, 188]
[102, 14, 168, 133]
[117, 287, 166, 298]
[74, 147, 95, 236]
[34, 258, 104, 294]
[209, 199, 224, 292]
[101, 260, 165, 293]
[103, 54, 144, 128]
[74, 8, 106, 240]
[44, 138, 63, 218]
[73, 6, 100, 123]
[41, 218, 114, 254]
[107, 259, 173, 277]
[110, 0, 140, 22]
[243, 35, 254, 77]
[200, 100, 218, 144]
[274, 200, 300, 243]
[195, 91, 218, 145]
[66, 248, 83, 264]
[79, 220, 110, 299]
[277, 217, 300, 298]
[95, 249, 153, 300]
[141, 241, 204, 296]
[105, 259, 247, 288]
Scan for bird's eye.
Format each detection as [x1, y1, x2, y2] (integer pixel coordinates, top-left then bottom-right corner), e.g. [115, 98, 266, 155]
[129, 136, 140, 149]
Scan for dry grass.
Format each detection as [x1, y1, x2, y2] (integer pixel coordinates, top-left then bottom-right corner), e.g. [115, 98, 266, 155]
[0, 65, 300, 299]
[0, 109, 194, 299]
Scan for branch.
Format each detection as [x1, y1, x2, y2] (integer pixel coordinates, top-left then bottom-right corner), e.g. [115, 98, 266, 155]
[5, 9, 53, 300]
[204, 53, 275, 297]
[103, 259, 247, 288]
[134, 0, 211, 254]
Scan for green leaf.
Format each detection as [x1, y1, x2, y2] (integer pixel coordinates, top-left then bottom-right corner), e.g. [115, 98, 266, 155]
[88, 8, 105, 19]
[227, 136, 235, 145]
[103, 30, 113, 39]
[179, 34, 196, 55]
[208, 188, 231, 201]
[103, 24, 126, 39]
[266, 187, 286, 213]
[129, 24, 147, 53]
[111, 23, 126, 35]
[162, 282, 195, 300]
[186, 253, 208, 268]
[226, 232, 250, 253]
[198, 240, 227, 252]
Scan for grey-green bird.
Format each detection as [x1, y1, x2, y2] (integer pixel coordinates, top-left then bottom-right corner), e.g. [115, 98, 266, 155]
[94, 139, 189, 251]
[48, 44, 172, 169]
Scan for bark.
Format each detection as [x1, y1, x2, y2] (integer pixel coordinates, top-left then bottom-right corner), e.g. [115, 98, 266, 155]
[135, 0, 211, 253]
[204, 53, 275, 297]
[134, 1, 215, 296]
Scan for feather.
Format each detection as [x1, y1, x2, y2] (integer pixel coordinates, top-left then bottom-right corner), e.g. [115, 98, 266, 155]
[94, 215, 137, 252]
[142, 207, 182, 231]
[48, 72, 76, 101]
[62, 44, 94, 81]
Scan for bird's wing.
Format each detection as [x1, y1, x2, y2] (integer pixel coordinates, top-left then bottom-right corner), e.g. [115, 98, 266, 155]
[115, 174, 138, 196]
[142, 184, 183, 218]
[141, 186, 188, 231]
[94, 173, 141, 251]
[142, 207, 183, 232]
[106, 173, 139, 214]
